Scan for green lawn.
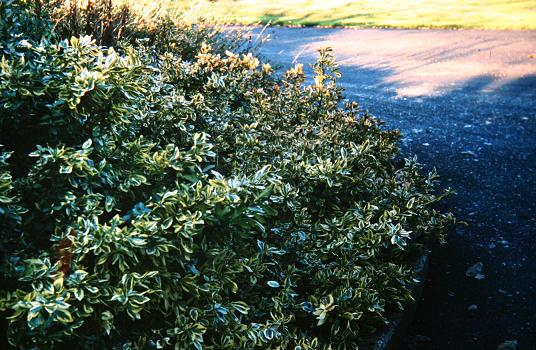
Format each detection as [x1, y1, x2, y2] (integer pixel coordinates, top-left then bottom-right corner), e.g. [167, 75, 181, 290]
[165, 0, 536, 30]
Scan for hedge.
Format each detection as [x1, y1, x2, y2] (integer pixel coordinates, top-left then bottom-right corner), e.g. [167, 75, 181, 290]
[0, 1, 454, 349]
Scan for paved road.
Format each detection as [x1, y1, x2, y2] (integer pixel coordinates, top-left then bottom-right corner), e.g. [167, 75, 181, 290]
[253, 27, 536, 350]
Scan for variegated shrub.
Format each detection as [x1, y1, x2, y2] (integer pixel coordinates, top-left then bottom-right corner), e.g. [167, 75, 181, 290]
[0, 1, 454, 349]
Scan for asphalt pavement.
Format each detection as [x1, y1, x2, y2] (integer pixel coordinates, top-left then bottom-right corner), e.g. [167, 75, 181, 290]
[253, 27, 536, 350]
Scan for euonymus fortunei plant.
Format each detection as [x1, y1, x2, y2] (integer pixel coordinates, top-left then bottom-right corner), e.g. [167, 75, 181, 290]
[0, 1, 454, 349]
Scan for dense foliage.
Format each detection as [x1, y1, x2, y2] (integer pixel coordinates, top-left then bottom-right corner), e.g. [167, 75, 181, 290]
[0, 1, 454, 349]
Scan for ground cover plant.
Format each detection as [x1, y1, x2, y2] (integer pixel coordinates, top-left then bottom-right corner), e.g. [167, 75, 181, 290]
[0, 0, 454, 349]
[169, 0, 536, 30]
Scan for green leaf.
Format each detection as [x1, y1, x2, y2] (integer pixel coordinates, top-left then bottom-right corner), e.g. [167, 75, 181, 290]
[74, 289, 84, 301]
[82, 139, 92, 149]
[231, 301, 250, 315]
[27, 306, 42, 322]
[55, 308, 74, 323]
[267, 281, 280, 288]
[59, 165, 73, 174]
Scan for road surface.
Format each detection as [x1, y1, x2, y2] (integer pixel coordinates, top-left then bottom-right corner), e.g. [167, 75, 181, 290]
[253, 27, 536, 350]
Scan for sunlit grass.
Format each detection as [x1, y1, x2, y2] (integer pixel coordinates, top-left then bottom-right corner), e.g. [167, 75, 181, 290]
[162, 0, 536, 30]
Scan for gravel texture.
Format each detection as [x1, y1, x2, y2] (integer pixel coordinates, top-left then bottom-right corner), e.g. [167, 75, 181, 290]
[253, 27, 536, 350]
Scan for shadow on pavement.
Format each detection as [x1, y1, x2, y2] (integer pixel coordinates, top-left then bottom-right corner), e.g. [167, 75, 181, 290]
[256, 29, 536, 348]
[344, 69, 536, 350]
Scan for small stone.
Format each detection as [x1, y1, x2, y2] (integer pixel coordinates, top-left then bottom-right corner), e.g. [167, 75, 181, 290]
[468, 304, 478, 310]
[466, 262, 485, 280]
[497, 339, 518, 350]
[500, 240, 511, 247]
[461, 150, 477, 156]
[414, 334, 431, 342]
[407, 334, 432, 349]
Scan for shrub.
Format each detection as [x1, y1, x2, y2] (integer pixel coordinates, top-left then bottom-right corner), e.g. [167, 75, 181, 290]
[0, 1, 454, 349]
[42, 0, 254, 57]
